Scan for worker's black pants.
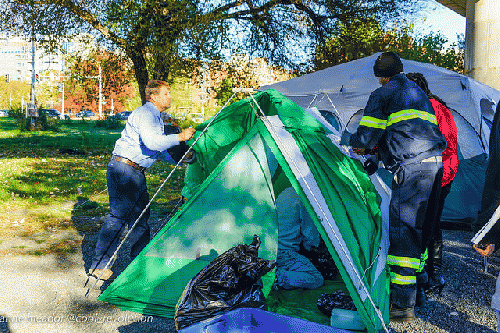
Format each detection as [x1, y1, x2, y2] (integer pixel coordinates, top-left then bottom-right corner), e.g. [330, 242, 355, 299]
[387, 158, 442, 309]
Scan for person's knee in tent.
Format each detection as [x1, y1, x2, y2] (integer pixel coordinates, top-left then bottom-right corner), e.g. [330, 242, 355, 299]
[275, 186, 324, 289]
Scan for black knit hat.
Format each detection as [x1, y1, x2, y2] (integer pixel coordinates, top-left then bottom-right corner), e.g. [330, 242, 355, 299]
[373, 52, 403, 77]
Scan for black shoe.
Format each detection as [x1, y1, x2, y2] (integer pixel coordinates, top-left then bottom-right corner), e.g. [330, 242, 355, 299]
[416, 271, 428, 307]
[416, 286, 427, 307]
[425, 237, 446, 295]
[389, 304, 415, 322]
[426, 274, 446, 295]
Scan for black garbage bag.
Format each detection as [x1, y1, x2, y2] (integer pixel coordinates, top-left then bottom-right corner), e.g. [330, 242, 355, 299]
[298, 238, 339, 280]
[317, 290, 356, 317]
[174, 235, 277, 331]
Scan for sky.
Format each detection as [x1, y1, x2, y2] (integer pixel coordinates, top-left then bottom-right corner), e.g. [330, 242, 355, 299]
[411, 0, 467, 46]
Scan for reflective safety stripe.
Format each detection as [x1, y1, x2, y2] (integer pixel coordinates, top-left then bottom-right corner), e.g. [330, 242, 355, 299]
[387, 255, 420, 269]
[390, 272, 417, 285]
[387, 109, 437, 127]
[359, 109, 437, 130]
[417, 249, 429, 273]
[359, 116, 387, 129]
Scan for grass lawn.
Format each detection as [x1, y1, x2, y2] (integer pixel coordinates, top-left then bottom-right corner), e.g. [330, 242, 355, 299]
[0, 117, 186, 255]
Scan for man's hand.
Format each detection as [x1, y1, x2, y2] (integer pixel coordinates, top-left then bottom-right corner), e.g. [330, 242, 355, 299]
[474, 243, 495, 257]
[178, 128, 196, 142]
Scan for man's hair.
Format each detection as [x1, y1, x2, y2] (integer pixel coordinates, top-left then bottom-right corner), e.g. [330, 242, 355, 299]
[373, 52, 403, 78]
[145, 80, 170, 101]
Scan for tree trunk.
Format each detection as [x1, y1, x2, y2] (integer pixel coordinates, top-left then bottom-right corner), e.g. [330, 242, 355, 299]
[127, 44, 149, 105]
[152, 51, 171, 82]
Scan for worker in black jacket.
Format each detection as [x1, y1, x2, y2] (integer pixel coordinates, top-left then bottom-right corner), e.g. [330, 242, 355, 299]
[342, 52, 447, 322]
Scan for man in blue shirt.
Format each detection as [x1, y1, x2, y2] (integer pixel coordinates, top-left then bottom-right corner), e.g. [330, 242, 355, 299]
[89, 80, 196, 280]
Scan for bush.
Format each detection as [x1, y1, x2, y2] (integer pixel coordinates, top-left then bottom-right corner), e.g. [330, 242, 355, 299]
[178, 118, 198, 129]
[95, 116, 123, 130]
[8, 108, 62, 132]
[38, 112, 62, 132]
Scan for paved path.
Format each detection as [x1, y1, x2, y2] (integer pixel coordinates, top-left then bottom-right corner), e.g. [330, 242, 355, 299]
[0, 215, 176, 333]
[0, 252, 174, 333]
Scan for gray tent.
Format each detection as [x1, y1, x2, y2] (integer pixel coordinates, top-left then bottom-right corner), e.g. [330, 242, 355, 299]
[261, 52, 500, 227]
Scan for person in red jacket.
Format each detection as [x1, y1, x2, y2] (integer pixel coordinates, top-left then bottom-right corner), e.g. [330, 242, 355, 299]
[406, 72, 459, 304]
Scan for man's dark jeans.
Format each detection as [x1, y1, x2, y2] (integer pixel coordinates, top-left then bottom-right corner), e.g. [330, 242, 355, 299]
[91, 159, 151, 270]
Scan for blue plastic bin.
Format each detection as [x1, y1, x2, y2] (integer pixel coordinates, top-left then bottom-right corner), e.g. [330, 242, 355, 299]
[178, 308, 353, 333]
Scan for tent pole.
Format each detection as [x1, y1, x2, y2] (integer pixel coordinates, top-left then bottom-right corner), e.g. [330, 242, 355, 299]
[248, 95, 389, 332]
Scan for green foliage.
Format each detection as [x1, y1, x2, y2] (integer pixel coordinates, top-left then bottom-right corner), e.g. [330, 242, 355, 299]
[214, 78, 234, 106]
[10, 109, 63, 133]
[315, 18, 464, 73]
[9, 108, 30, 131]
[177, 118, 198, 129]
[315, 17, 387, 69]
[0, 0, 413, 104]
[212, 77, 251, 107]
[0, 81, 31, 110]
[95, 117, 124, 130]
[37, 112, 62, 132]
[393, 29, 464, 73]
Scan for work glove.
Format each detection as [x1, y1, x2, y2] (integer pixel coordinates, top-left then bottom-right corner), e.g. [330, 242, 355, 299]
[363, 157, 379, 176]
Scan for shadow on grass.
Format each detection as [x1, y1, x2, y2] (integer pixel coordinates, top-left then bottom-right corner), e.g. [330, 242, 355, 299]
[70, 197, 108, 274]
[0, 118, 121, 159]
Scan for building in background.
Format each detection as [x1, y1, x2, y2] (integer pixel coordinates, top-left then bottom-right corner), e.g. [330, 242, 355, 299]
[0, 32, 71, 83]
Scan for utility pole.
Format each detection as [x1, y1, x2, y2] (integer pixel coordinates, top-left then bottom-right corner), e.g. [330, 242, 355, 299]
[98, 64, 102, 118]
[85, 63, 103, 118]
[60, 53, 65, 118]
[30, 28, 36, 119]
[61, 80, 65, 117]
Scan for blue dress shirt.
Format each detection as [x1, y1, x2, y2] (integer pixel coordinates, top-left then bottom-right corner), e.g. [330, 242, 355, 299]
[112, 102, 179, 168]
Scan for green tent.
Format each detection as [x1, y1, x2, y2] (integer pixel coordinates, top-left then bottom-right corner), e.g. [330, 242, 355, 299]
[99, 89, 390, 332]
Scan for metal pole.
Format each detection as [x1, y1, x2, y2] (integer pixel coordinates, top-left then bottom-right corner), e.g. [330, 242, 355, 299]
[98, 64, 102, 118]
[62, 81, 65, 118]
[61, 54, 65, 118]
[30, 34, 36, 118]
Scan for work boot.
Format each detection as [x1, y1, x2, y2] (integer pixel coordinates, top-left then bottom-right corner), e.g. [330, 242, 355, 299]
[389, 304, 415, 322]
[416, 271, 428, 307]
[89, 268, 113, 280]
[426, 237, 446, 295]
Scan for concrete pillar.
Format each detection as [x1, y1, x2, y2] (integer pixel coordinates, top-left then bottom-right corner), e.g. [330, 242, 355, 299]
[465, 0, 500, 91]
